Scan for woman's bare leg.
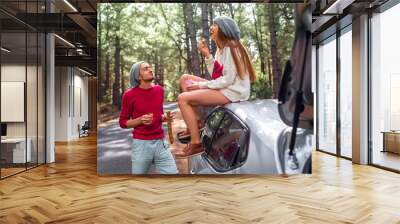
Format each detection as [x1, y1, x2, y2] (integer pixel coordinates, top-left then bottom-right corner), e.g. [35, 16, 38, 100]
[178, 89, 230, 144]
[179, 74, 207, 92]
[178, 74, 208, 126]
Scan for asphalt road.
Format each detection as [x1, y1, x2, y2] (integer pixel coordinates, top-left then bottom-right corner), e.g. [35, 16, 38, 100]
[97, 102, 178, 174]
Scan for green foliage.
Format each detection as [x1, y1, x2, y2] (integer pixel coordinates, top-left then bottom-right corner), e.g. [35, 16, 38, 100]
[98, 3, 294, 103]
[250, 72, 273, 100]
[164, 72, 181, 102]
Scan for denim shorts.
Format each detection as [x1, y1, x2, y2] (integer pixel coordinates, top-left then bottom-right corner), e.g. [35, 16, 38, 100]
[131, 138, 178, 174]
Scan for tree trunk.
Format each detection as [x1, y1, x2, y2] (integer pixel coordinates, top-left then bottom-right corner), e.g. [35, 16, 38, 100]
[258, 14, 266, 77]
[267, 4, 282, 98]
[154, 52, 159, 84]
[183, 3, 201, 76]
[112, 36, 121, 107]
[104, 8, 111, 101]
[183, 4, 191, 74]
[159, 63, 164, 86]
[154, 52, 163, 86]
[155, 54, 164, 87]
[201, 4, 210, 47]
[201, 3, 210, 78]
[267, 54, 273, 89]
[228, 3, 235, 19]
[209, 3, 217, 56]
[253, 6, 265, 76]
[105, 54, 110, 97]
[120, 55, 125, 93]
[98, 6, 104, 102]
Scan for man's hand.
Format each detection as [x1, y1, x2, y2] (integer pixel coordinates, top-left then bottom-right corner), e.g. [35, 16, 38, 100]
[162, 112, 174, 123]
[125, 114, 152, 128]
[140, 113, 153, 125]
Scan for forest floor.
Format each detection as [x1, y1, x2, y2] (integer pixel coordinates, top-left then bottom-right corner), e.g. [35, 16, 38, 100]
[98, 103, 121, 124]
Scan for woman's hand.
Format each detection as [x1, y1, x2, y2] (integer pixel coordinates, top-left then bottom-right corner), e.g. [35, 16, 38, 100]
[186, 81, 203, 91]
[187, 84, 200, 91]
[197, 39, 210, 58]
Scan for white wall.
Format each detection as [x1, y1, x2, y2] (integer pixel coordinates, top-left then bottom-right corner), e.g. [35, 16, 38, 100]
[72, 73, 89, 138]
[54, 67, 89, 141]
[1, 65, 26, 139]
[54, 66, 69, 141]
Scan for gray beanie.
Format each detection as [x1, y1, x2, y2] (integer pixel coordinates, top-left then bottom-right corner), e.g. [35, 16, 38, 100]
[214, 16, 241, 41]
[129, 61, 145, 87]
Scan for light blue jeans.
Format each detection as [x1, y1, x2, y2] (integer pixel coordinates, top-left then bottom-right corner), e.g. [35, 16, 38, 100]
[131, 138, 178, 174]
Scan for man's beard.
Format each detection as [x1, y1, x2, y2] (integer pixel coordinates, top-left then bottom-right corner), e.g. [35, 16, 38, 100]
[143, 77, 154, 82]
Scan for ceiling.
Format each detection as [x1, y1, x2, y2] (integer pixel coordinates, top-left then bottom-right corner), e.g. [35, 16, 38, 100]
[311, 0, 390, 43]
[0, 0, 98, 75]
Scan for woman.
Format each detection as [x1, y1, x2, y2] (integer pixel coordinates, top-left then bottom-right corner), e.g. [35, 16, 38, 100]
[175, 16, 256, 158]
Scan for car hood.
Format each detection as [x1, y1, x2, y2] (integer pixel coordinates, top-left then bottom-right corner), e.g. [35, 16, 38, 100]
[225, 99, 287, 132]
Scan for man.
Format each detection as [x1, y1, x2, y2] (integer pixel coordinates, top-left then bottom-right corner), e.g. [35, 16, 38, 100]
[119, 61, 178, 174]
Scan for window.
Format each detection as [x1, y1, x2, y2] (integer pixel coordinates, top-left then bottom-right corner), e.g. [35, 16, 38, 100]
[370, 3, 400, 171]
[316, 25, 353, 159]
[317, 35, 337, 155]
[0, 1, 47, 179]
[202, 109, 249, 172]
[339, 27, 352, 158]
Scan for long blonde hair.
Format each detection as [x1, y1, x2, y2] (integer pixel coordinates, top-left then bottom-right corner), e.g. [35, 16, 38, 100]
[215, 29, 256, 83]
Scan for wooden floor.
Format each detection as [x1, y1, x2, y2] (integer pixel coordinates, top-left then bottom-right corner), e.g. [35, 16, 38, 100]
[1, 135, 400, 223]
[1, 167, 26, 177]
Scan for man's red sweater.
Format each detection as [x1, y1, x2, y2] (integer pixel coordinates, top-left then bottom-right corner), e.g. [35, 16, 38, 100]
[119, 85, 164, 140]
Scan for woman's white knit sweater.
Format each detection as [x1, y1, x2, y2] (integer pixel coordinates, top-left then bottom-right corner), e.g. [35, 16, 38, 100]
[198, 46, 251, 102]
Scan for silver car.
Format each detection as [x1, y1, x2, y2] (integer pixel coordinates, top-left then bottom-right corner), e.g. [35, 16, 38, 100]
[188, 99, 313, 175]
